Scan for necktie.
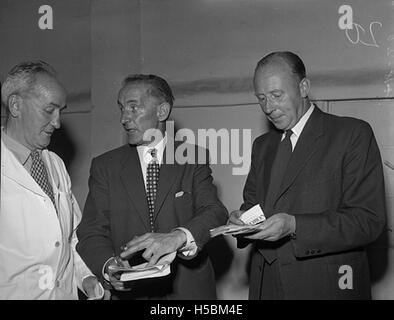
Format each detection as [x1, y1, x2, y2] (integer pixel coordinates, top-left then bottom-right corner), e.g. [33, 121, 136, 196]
[146, 148, 160, 232]
[30, 150, 56, 209]
[259, 130, 293, 263]
[265, 130, 293, 211]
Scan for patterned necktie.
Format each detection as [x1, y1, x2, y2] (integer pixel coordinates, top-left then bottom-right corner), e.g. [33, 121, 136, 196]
[30, 150, 56, 209]
[146, 148, 160, 232]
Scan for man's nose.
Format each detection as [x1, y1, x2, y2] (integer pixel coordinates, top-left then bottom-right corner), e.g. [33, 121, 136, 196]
[120, 110, 133, 124]
[262, 101, 274, 115]
[51, 111, 61, 129]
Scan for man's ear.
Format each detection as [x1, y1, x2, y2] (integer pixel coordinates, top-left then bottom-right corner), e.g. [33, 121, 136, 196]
[7, 94, 22, 118]
[299, 77, 310, 98]
[157, 102, 171, 122]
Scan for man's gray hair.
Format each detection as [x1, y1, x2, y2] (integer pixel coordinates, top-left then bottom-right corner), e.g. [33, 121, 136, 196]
[1, 61, 56, 115]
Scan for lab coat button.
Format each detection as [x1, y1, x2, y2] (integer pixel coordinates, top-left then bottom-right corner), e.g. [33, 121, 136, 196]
[55, 241, 60, 247]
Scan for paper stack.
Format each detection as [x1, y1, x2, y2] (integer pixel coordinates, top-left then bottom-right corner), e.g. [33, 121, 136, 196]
[210, 204, 266, 237]
[108, 252, 176, 282]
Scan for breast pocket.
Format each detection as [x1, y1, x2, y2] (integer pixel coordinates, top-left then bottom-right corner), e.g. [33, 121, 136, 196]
[174, 191, 194, 221]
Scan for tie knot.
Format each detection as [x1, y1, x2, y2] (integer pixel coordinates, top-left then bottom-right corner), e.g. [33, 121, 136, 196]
[30, 150, 40, 161]
[284, 130, 293, 140]
[149, 148, 157, 159]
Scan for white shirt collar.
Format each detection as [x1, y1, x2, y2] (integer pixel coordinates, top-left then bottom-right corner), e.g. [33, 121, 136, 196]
[137, 132, 167, 165]
[290, 103, 314, 138]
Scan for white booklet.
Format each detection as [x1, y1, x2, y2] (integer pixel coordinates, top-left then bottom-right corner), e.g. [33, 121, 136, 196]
[210, 204, 266, 237]
[108, 252, 176, 282]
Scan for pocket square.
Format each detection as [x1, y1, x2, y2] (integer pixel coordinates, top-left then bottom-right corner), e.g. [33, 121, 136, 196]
[175, 191, 184, 198]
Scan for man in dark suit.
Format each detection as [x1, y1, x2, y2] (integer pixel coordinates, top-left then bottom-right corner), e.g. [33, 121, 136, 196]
[76, 74, 228, 299]
[229, 51, 386, 299]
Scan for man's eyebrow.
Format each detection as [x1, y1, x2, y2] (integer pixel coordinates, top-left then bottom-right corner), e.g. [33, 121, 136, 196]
[117, 99, 138, 105]
[125, 99, 138, 104]
[48, 102, 62, 108]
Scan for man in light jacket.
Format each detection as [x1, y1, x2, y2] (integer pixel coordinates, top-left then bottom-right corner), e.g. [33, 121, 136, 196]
[0, 61, 104, 299]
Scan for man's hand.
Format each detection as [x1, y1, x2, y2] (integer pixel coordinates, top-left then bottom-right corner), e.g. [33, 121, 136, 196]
[82, 275, 106, 299]
[241, 213, 296, 241]
[120, 231, 186, 267]
[105, 257, 132, 292]
[228, 210, 246, 225]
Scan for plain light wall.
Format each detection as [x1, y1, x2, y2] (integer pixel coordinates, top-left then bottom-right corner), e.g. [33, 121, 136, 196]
[1, 0, 393, 300]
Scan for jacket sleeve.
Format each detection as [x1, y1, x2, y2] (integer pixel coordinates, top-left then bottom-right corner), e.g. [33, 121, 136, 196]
[182, 148, 228, 250]
[238, 138, 260, 249]
[292, 121, 386, 258]
[76, 158, 115, 281]
[240, 138, 260, 212]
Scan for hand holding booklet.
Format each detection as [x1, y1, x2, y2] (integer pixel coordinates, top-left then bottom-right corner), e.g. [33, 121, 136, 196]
[210, 204, 266, 238]
[108, 251, 176, 282]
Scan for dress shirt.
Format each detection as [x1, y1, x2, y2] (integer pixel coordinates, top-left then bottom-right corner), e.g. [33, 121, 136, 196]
[282, 103, 315, 150]
[136, 133, 197, 256]
[1, 127, 32, 170]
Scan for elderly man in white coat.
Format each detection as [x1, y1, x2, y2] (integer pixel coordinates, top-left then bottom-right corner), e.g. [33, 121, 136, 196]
[0, 61, 104, 300]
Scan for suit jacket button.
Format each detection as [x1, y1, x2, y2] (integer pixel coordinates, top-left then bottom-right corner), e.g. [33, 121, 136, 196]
[310, 250, 315, 254]
[305, 250, 310, 255]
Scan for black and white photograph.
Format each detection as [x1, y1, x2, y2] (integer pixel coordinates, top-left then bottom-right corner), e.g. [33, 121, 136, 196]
[0, 0, 393, 306]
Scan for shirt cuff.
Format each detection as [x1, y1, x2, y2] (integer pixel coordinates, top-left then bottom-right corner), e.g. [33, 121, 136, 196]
[102, 256, 115, 280]
[174, 227, 198, 257]
[81, 275, 105, 300]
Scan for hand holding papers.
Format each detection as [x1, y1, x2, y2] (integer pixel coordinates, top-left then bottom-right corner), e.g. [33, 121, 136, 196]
[210, 204, 266, 237]
[108, 252, 176, 282]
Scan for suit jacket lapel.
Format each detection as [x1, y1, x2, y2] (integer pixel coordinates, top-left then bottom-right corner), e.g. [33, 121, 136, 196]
[276, 107, 325, 203]
[261, 131, 281, 204]
[154, 139, 182, 220]
[120, 145, 150, 230]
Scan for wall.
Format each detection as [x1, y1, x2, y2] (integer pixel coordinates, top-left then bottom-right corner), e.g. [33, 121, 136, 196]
[1, 0, 393, 299]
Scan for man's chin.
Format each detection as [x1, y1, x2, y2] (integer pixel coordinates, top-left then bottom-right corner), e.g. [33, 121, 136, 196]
[38, 137, 52, 149]
[127, 137, 143, 146]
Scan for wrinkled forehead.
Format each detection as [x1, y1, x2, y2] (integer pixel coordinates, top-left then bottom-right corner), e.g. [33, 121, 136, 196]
[28, 73, 66, 102]
[118, 82, 151, 101]
[254, 63, 299, 90]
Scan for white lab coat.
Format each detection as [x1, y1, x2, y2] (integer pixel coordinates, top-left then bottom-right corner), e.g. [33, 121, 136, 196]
[0, 138, 94, 299]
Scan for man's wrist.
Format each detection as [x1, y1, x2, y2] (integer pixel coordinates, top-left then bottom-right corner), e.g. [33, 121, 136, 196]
[289, 215, 296, 239]
[172, 229, 187, 250]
